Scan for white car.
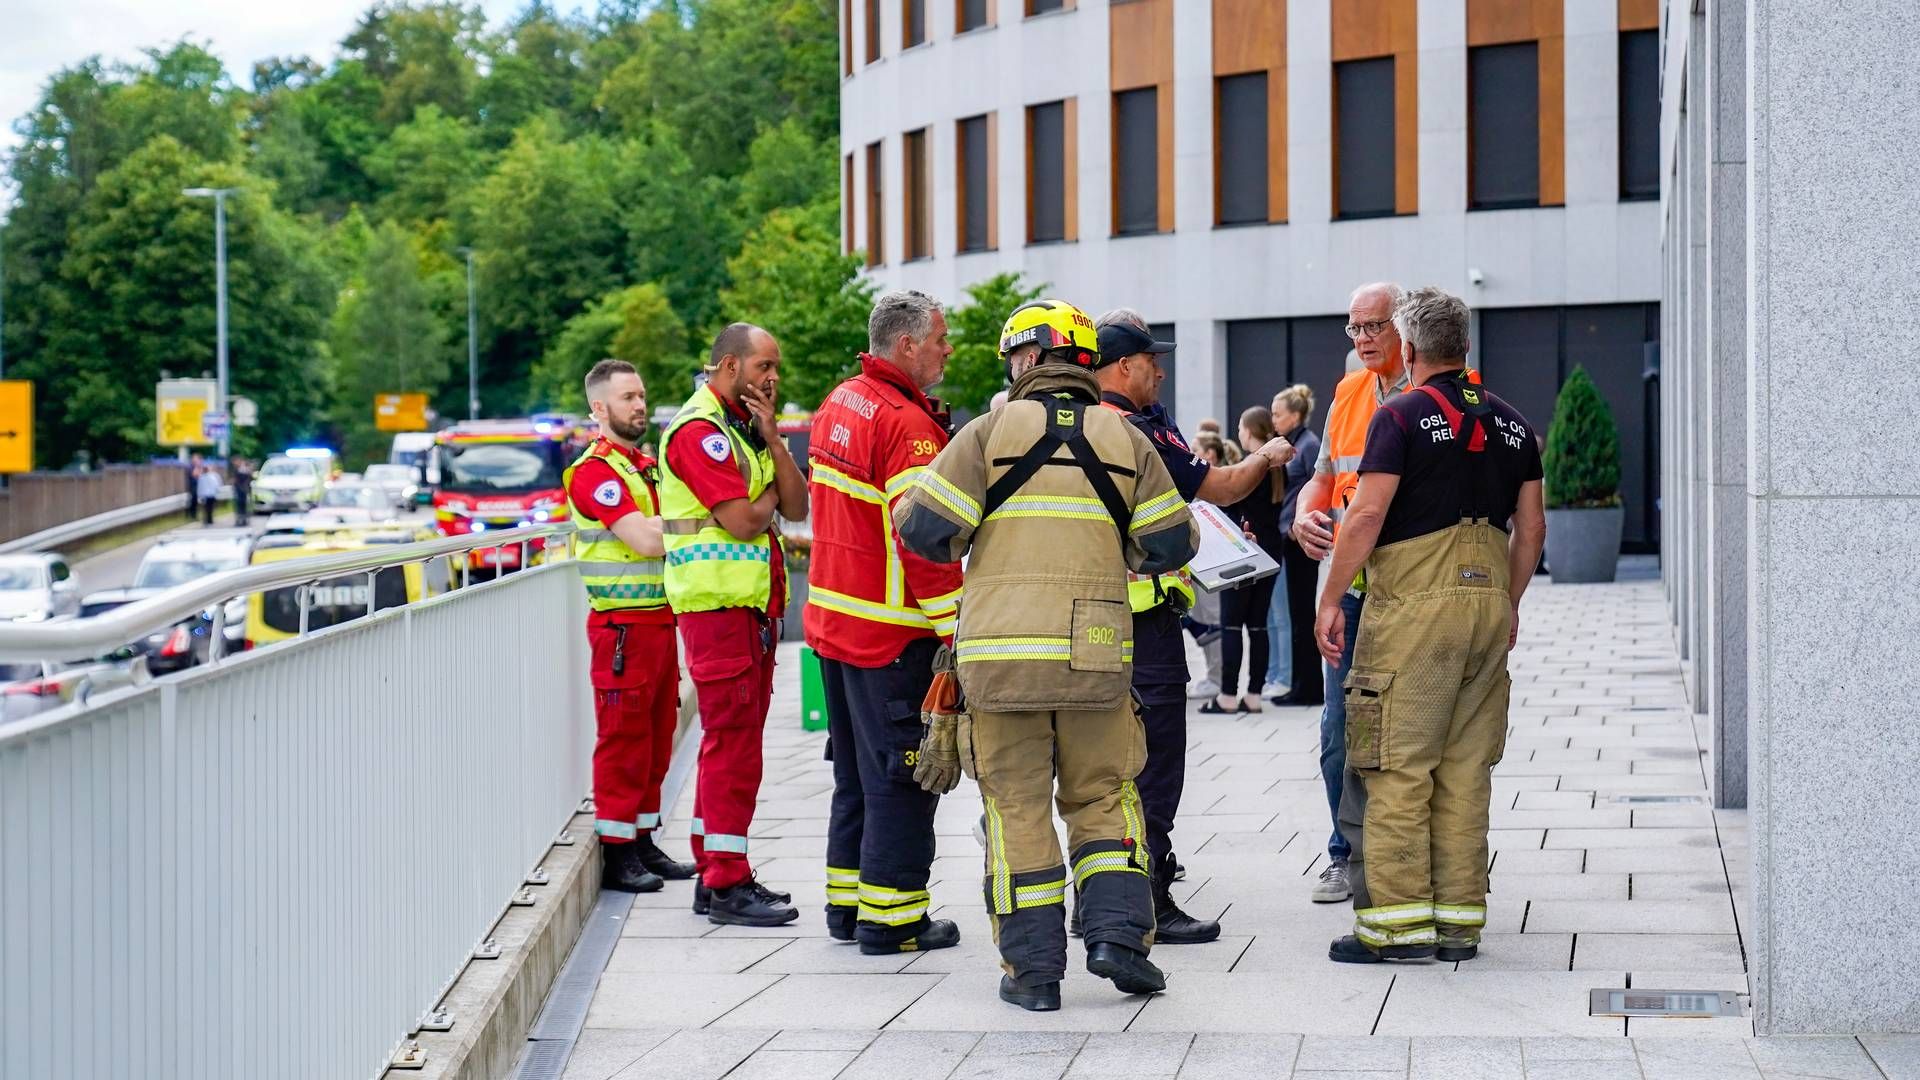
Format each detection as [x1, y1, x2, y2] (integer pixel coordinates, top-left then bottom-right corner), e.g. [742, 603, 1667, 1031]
[363, 463, 422, 507]
[304, 481, 404, 524]
[0, 552, 80, 623]
[253, 455, 328, 511]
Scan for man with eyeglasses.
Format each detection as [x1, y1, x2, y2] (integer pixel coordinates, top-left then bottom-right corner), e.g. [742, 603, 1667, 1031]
[1288, 281, 1413, 906]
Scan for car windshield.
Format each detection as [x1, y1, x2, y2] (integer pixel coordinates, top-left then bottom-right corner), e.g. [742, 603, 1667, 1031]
[0, 565, 45, 590]
[322, 485, 384, 509]
[134, 556, 243, 590]
[365, 466, 410, 484]
[262, 459, 315, 479]
[440, 441, 563, 493]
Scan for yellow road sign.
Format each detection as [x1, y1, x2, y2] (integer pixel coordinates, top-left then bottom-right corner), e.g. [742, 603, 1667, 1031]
[157, 379, 217, 447]
[375, 393, 430, 432]
[0, 381, 33, 473]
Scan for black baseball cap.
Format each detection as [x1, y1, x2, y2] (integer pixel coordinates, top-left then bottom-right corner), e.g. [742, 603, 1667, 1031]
[1096, 322, 1176, 367]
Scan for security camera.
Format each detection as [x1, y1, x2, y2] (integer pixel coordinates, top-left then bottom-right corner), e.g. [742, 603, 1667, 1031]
[1468, 267, 1486, 287]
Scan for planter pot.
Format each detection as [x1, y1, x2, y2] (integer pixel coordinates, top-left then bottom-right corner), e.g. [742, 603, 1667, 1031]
[1544, 506, 1624, 584]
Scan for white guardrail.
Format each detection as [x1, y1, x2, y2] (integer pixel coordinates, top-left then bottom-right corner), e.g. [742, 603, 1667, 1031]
[0, 524, 594, 1080]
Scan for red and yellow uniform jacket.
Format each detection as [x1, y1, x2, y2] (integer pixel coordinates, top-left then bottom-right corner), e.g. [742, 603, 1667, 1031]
[803, 354, 964, 667]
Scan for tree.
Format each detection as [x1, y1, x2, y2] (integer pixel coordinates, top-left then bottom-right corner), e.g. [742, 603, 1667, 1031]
[717, 199, 874, 411]
[364, 103, 480, 226]
[340, 2, 485, 127]
[733, 117, 836, 225]
[474, 3, 594, 146]
[527, 282, 691, 413]
[615, 121, 738, 331]
[330, 221, 451, 465]
[1541, 365, 1622, 508]
[942, 272, 1049, 413]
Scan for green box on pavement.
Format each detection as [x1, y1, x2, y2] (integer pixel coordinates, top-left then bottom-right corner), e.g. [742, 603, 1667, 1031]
[800, 645, 827, 731]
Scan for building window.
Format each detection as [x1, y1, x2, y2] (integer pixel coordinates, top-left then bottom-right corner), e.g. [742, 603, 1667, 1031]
[1216, 72, 1268, 225]
[1620, 29, 1660, 200]
[904, 128, 930, 259]
[959, 0, 990, 32]
[904, 0, 926, 48]
[1113, 88, 1159, 236]
[844, 153, 855, 254]
[958, 114, 993, 252]
[1334, 57, 1396, 219]
[865, 140, 884, 266]
[1027, 101, 1067, 243]
[1149, 322, 1177, 416]
[843, 0, 853, 76]
[865, 0, 881, 64]
[1028, 0, 1066, 14]
[1469, 42, 1541, 209]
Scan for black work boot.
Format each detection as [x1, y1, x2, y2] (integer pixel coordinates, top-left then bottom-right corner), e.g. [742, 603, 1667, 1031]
[1437, 940, 1478, 962]
[860, 918, 960, 955]
[999, 975, 1061, 1012]
[1328, 934, 1437, 964]
[707, 879, 799, 927]
[825, 906, 857, 942]
[1086, 942, 1166, 995]
[601, 842, 664, 893]
[1153, 880, 1222, 944]
[633, 834, 696, 880]
[692, 881, 709, 915]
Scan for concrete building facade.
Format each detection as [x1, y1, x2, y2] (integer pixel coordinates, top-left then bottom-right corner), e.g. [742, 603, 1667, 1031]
[840, 0, 1665, 547]
[1660, 0, 1920, 1035]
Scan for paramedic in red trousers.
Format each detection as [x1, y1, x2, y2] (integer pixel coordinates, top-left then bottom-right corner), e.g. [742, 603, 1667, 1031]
[565, 360, 698, 892]
[658, 323, 810, 926]
[805, 290, 966, 954]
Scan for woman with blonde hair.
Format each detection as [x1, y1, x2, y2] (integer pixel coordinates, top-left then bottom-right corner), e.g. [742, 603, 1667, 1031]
[1269, 383, 1323, 705]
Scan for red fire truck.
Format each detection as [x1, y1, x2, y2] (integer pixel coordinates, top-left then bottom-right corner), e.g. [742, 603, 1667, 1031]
[433, 417, 591, 572]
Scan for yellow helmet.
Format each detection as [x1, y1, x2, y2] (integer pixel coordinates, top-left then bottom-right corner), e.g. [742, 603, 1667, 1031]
[998, 299, 1100, 368]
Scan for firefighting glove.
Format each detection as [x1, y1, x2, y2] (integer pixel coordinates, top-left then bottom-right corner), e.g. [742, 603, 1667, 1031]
[914, 645, 964, 794]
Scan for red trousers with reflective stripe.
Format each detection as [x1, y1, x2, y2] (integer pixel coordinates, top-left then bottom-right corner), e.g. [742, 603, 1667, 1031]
[589, 616, 679, 843]
[679, 606, 777, 889]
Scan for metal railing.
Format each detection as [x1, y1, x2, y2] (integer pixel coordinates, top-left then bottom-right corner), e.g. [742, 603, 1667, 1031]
[0, 524, 594, 1080]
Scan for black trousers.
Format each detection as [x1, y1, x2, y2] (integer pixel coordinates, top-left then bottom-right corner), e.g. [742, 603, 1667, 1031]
[822, 638, 940, 946]
[1219, 574, 1277, 696]
[1131, 603, 1189, 888]
[1282, 538, 1324, 700]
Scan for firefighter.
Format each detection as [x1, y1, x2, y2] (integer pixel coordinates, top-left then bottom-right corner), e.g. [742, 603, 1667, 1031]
[1312, 288, 1546, 963]
[805, 290, 965, 954]
[565, 360, 699, 893]
[895, 299, 1199, 1012]
[1090, 308, 1294, 945]
[658, 323, 810, 926]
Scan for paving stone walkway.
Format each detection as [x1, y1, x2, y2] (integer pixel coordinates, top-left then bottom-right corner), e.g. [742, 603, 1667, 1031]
[558, 561, 1920, 1079]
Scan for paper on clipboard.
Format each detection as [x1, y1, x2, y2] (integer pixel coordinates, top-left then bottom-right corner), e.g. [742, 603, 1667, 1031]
[1186, 501, 1281, 593]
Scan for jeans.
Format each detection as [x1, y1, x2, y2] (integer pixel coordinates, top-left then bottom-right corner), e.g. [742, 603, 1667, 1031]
[1319, 591, 1365, 863]
[1265, 577, 1290, 691]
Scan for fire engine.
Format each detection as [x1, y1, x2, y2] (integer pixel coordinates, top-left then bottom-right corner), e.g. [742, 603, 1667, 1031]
[432, 416, 591, 572]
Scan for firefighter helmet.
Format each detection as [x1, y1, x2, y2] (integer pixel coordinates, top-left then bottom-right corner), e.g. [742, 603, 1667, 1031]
[997, 299, 1100, 368]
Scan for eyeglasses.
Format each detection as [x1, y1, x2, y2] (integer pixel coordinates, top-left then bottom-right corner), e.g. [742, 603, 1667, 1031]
[1344, 320, 1393, 340]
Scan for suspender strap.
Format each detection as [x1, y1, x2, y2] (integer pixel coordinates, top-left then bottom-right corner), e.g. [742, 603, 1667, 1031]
[1414, 381, 1493, 521]
[1062, 426, 1134, 543]
[979, 400, 1132, 543]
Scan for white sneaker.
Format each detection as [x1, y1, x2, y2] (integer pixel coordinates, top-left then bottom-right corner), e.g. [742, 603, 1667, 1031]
[1188, 678, 1222, 700]
[1261, 680, 1290, 699]
[1311, 859, 1352, 903]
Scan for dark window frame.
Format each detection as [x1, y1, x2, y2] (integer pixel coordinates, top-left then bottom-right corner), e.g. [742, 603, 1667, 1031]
[1027, 101, 1067, 245]
[1113, 86, 1160, 237]
[1468, 41, 1542, 211]
[1333, 56, 1398, 221]
[904, 127, 931, 260]
[865, 140, 885, 267]
[1216, 71, 1270, 227]
[958, 0, 991, 33]
[1618, 28, 1661, 201]
[903, 0, 927, 49]
[958, 114, 993, 253]
[864, 0, 881, 65]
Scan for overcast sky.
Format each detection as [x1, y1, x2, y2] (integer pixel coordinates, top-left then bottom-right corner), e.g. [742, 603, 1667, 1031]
[1, 0, 528, 177]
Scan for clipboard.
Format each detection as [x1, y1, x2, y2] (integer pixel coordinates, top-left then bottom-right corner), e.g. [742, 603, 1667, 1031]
[1186, 500, 1282, 593]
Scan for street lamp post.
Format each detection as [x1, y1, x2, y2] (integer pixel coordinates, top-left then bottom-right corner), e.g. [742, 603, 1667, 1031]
[183, 187, 236, 458]
[458, 247, 479, 420]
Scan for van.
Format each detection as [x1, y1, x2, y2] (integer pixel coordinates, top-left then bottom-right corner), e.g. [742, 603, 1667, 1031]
[390, 432, 441, 495]
[243, 522, 456, 649]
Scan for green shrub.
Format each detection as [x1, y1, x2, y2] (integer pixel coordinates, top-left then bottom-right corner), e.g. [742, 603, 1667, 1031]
[1541, 365, 1622, 509]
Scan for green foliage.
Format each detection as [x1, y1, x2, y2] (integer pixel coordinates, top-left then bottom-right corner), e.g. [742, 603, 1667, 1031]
[942, 272, 1049, 414]
[1541, 366, 1623, 509]
[718, 200, 875, 411]
[528, 283, 693, 414]
[330, 222, 451, 466]
[364, 104, 479, 226]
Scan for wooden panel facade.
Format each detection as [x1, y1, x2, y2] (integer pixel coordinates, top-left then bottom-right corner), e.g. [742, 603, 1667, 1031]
[1214, 0, 1288, 224]
[1063, 97, 1080, 242]
[1332, 0, 1419, 215]
[1111, 0, 1175, 233]
[1467, 0, 1565, 206]
[1619, 0, 1659, 32]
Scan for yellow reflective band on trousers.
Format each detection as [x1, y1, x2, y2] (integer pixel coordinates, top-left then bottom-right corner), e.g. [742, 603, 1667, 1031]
[656, 385, 776, 614]
[1356, 901, 1435, 927]
[1120, 779, 1149, 874]
[564, 443, 669, 612]
[1355, 923, 1439, 948]
[1072, 851, 1144, 888]
[826, 865, 859, 908]
[857, 883, 931, 925]
[984, 796, 1013, 915]
[1015, 876, 1068, 908]
[1434, 904, 1487, 926]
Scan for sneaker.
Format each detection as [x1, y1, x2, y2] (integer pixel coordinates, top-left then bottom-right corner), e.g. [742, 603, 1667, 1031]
[1188, 678, 1222, 700]
[1261, 680, 1290, 699]
[1311, 859, 1352, 903]
[707, 879, 799, 927]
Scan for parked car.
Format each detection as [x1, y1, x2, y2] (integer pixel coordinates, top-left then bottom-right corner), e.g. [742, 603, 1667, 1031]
[363, 463, 422, 508]
[253, 455, 328, 512]
[0, 655, 149, 722]
[0, 552, 80, 623]
[309, 480, 404, 524]
[132, 529, 255, 590]
[75, 530, 254, 674]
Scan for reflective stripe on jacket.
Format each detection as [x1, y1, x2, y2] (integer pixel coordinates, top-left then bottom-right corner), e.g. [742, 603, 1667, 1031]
[564, 439, 668, 611]
[657, 385, 776, 614]
[803, 355, 965, 667]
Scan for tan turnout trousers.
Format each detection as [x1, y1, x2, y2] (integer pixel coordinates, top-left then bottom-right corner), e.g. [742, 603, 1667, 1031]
[960, 701, 1155, 986]
[1342, 518, 1513, 951]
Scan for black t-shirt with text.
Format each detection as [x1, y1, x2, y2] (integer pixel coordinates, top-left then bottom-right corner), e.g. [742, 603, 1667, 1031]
[1357, 370, 1543, 548]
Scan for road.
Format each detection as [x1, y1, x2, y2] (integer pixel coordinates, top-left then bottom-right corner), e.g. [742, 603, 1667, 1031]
[70, 509, 245, 597]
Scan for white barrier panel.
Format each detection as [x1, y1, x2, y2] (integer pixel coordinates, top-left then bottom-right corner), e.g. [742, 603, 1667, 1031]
[0, 563, 593, 1080]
